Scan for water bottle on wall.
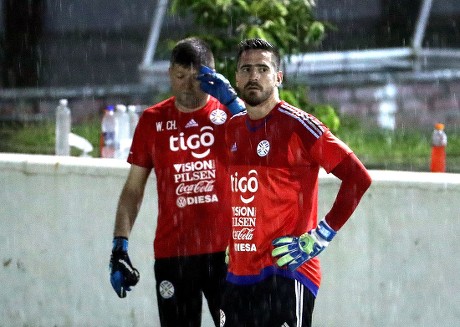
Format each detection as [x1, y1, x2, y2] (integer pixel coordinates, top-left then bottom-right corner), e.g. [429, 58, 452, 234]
[127, 105, 140, 139]
[114, 104, 130, 159]
[430, 123, 448, 172]
[101, 105, 116, 158]
[55, 98, 71, 156]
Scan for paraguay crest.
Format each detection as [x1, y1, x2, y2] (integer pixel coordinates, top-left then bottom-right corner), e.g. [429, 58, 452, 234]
[257, 140, 270, 157]
[210, 108, 227, 125]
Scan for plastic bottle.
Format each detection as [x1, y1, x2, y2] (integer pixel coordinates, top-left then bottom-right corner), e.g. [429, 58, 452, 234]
[430, 123, 447, 172]
[114, 104, 130, 159]
[127, 105, 139, 139]
[55, 98, 71, 156]
[101, 105, 116, 158]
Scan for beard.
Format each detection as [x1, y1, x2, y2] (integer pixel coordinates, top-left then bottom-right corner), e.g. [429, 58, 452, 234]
[238, 83, 274, 107]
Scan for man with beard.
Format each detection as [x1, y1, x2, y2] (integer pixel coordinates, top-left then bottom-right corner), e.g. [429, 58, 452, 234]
[200, 38, 372, 327]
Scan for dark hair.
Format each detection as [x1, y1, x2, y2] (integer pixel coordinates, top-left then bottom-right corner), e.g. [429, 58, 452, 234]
[236, 38, 281, 71]
[170, 37, 215, 69]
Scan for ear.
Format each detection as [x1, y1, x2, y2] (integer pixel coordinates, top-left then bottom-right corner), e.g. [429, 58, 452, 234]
[275, 71, 283, 86]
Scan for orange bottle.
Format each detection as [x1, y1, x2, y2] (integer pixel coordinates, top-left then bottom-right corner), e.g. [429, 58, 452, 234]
[430, 123, 447, 172]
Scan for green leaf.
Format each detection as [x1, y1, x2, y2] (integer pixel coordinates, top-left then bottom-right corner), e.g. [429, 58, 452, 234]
[247, 26, 267, 40]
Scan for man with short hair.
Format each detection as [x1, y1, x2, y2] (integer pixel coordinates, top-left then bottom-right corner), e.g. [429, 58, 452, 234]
[109, 37, 242, 327]
[202, 38, 372, 327]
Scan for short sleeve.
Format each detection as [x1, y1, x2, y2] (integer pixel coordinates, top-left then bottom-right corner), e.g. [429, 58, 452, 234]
[127, 113, 154, 169]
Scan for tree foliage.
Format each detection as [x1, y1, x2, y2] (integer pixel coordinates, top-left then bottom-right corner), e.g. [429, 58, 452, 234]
[170, 0, 324, 60]
[169, 0, 340, 131]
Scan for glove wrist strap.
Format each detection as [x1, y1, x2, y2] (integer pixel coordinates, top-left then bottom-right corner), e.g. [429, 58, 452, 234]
[226, 98, 245, 115]
[316, 220, 337, 242]
[112, 236, 128, 252]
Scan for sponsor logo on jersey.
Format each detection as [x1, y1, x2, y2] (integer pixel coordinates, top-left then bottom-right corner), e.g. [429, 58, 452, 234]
[173, 159, 215, 173]
[174, 169, 216, 183]
[230, 170, 258, 204]
[176, 194, 219, 208]
[176, 180, 215, 194]
[210, 108, 227, 125]
[169, 126, 214, 159]
[173, 159, 218, 208]
[234, 243, 257, 251]
[232, 207, 256, 222]
[233, 227, 255, 241]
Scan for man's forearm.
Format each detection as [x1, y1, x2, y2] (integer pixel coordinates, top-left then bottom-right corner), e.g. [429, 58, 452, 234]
[325, 153, 372, 231]
[113, 187, 144, 237]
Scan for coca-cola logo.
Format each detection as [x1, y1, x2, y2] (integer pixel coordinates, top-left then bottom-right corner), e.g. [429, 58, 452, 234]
[233, 228, 255, 240]
[230, 170, 259, 204]
[176, 180, 215, 195]
[169, 126, 214, 159]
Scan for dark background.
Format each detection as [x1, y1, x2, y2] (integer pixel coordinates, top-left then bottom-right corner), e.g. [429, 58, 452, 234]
[1, 0, 460, 88]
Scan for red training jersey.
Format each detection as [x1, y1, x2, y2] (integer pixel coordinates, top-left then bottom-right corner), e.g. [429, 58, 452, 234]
[128, 96, 232, 259]
[225, 101, 352, 296]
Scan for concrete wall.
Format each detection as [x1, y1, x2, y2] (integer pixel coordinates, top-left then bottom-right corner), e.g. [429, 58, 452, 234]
[1, 153, 459, 327]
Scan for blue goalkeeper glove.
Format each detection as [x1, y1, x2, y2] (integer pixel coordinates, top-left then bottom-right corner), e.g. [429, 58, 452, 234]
[271, 220, 337, 271]
[197, 65, 245, 115]
[110, 237, 140, 298]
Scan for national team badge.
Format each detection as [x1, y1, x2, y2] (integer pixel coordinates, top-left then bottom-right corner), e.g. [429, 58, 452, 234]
[159, 280, 175, 299]
[257, 140, 270, 157]
[220, 309, 226, 327]
[210, 109, 227, 125]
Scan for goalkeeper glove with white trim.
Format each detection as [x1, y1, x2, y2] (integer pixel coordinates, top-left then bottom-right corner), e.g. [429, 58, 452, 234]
[272, 220, 337, 271]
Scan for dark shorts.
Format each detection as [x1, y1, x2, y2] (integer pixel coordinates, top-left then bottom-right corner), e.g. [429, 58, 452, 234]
[220, 274, 315, 327]
[154, 252, 227, 327]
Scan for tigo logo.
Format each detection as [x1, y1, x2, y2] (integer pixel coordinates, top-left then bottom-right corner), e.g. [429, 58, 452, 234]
[169, 126, 214, 158]
[231, 170, 258, 204]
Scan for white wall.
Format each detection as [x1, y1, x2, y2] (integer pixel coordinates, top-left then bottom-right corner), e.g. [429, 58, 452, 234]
[0, 154, 161, 327]
[1, 153, 459, 327]
[316, 170, 460, 327]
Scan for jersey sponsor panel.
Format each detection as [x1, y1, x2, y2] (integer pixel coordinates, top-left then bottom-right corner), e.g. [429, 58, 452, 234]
[227, 164, 322, 294]
[128, 97, 231, 257]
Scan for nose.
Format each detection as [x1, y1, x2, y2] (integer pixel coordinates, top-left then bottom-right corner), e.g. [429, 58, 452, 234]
[184, 75, 197, 89]
[249, 68, 260, 81]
